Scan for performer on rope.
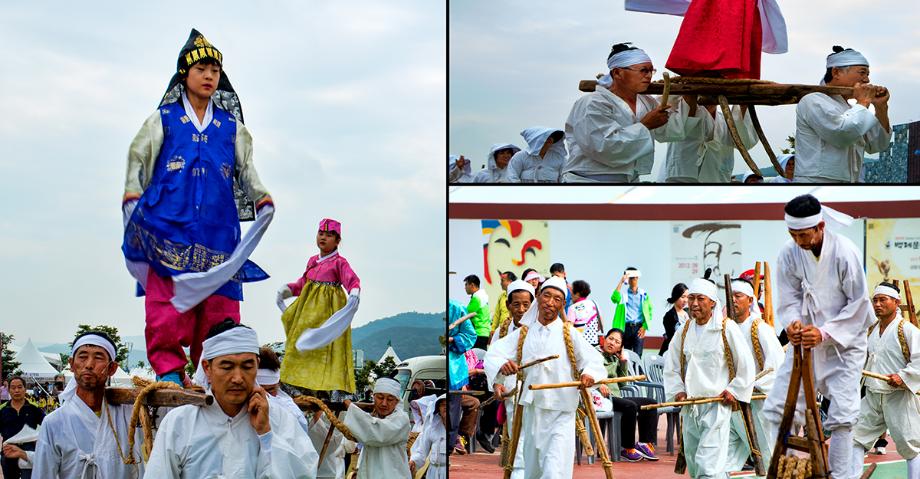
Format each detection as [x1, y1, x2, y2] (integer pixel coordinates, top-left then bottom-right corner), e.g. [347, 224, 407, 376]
[851, 282, 920, 478]
[147, 320, 318, 478]
[563, 43, 698, 183]
[661, 99, 759, 183]
[726, 278, 784, 473]
[762, 194, 873, 479]
[474, 144, 522, 183]
[33, 331, 145, 478]
[484, 276, 607, 478]
[409, 394, 447, 479]
[276, 218, 361, 394]
[662, 277, 755, 479]
[121, 29, 274, 387]
[342, 377, 412, 479]
[794, 46, 891, 183]
[256, 346, 309, 434]
[506, 127, 567, 183]
[488, 279, 535, 479]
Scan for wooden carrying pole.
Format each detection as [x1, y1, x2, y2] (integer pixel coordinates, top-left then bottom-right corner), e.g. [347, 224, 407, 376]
[578, 78, 855, 105]
[753, 262, 763, 299]
[579, 388, 615, 479]
[904, 280, 918, 327]
[528, 374, 646, 391]
[106, 387, 212, 407]
[764, 262, 775, 327]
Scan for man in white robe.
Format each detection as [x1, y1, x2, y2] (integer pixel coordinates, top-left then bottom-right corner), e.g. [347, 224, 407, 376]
[474, 143, 521, 183]
[409, 394, 447, 479]
[342, 377, 412, 479]
[484, 277, 607, 479]
[725, 278, 784, 472]
[255, 347, 310, 435]
[33, 331, 145, 479]
[663, 278, 755, 479]
[146, 321, 319, 478]
[449, 155, 474, 183]
[794, 47, 891, 183]
[307, 413, 351, 479]
[488, 280, 535, 479]
[506, 127, 566, 183]
[662, 101, 759, 183]
[762, 194, 874, 479]
[851, 283, 920, 478]
[563, 44, 697, 183]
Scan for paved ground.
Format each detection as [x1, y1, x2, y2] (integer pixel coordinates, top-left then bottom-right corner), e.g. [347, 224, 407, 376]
[449, 428, 908, 478]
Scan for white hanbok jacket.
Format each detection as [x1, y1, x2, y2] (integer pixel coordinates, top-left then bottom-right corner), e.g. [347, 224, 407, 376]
[794, 93, 891, 183]
[145, 398, 319, 478]
[663, 104, 758, 183]
[342, 402, 411, 479]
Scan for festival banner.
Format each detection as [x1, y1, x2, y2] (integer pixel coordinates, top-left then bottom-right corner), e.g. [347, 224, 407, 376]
[671, 222, 742, 297]
[866, 219, 920, 318]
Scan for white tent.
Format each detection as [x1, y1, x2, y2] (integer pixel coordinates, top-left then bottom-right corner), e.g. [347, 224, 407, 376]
[379, 344, 401, 364]
[14, 338, 58, 380]
[110, 366, 133, 387]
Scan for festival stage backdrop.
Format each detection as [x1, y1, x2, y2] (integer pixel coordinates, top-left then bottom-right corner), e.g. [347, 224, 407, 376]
[867, 218, 920, 318]
[450, 218, 865, 336]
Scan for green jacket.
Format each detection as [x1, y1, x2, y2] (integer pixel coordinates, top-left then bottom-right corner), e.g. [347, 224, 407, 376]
[610, 287, 652, 332]
[601, 351, 630, 398]
[467, 289, 491, 337]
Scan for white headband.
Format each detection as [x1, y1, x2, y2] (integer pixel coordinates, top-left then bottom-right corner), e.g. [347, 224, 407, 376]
[72, 334, 117, 363]
[826, 49, 869, 68]
[373, 378, 402, 399]
[784, 205, 854, 231]
[625, 269, 641, 279]
[256, 368, 281, 386]
[192, 326, 261, 386]
[540, 276, 568, 297]
[874, 285, 901, 301]
[731, 280, 754, 299]
[598, 48, 652, 87]
[688, 278, 718, 302]
[507, 280, 535, 299]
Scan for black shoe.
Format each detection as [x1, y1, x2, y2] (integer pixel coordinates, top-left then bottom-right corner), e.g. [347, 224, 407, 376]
[476, 431, 496, 453]
[492, 432, 502, 448]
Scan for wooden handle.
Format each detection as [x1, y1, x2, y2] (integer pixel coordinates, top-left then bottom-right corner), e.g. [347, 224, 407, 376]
[528, 374, 647, 391]
[862, 370, 890, 381]
[519, 354, 559, 370]
[105, 387, 212, 407]
[449, 313, 477, 330]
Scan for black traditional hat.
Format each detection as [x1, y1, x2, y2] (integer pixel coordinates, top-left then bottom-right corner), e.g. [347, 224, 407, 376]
[159, 29, 244, 123]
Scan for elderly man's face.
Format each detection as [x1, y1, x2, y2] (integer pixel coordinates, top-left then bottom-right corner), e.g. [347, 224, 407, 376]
[538, 288, 565, 322]
[204, 352, 258, 408]
[688, 293, 715, 322]
[507, 290, 533, 322]
[373, 392, 399, 418]
[872, 294, 900, 320]
[732, 291, 752, 319]
[69, 345, 116, 391]
[788, 223, 825, 252]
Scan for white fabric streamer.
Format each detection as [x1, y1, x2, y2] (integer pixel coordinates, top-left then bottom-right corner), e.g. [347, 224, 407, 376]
[171, 205, 275, 312]
[295, 289, 361, 351]
[784, 205, 854, 231]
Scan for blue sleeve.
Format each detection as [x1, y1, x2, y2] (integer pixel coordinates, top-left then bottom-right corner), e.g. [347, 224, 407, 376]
[450, 320, 477, 353]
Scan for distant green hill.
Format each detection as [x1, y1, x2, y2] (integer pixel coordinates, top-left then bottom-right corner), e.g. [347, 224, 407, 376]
[351, 311, 445, 363]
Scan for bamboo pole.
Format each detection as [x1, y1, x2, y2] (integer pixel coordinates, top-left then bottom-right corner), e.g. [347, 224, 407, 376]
[520, 354, 559, 370]
[528, 374, 646, 391]
[904, 280, 918, 327]
[862, 370, 891, 382]
[579, 389, 615, 479]
[764, 262, 775, 327]
[753, 262, 763, 299]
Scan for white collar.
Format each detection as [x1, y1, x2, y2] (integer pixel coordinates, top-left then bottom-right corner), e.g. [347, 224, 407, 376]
[181, 90, 214, 133]
[316, 250, 340, 263]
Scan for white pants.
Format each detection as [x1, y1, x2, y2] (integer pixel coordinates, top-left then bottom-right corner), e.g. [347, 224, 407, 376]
[682, 402, 734, 479]
[854, 389, 920, 460]
[727, 400, 774, 472]
[521, 406, 575, 479]
[424, 463, 446, 479]
[763, 344, 864, 478]
[504, 399, 524, 479]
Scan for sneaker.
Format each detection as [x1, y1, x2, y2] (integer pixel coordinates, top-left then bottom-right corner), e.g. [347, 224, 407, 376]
[621, 448, 642, 462]
[476, 431, 496, 454]
[156, 371, 184, 387]
[872, 446, 886, 455]
[635, 442, 659, 461]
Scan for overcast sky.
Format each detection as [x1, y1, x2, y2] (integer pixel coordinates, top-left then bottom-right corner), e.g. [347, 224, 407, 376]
[0, 1, 445, 346]
[449, 0, 920, 178]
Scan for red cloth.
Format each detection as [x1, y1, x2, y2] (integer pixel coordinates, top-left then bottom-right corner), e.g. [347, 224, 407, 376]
[144, 270, 241, 375]
[665, 0, 763, 79]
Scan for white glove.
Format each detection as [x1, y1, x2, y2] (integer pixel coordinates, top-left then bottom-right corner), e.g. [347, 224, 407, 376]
[276, 285, 293, 312]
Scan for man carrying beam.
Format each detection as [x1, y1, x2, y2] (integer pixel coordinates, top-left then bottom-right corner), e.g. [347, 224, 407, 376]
[663, 277, 755, 479]
[489, 279, 535, 479]
[484, 276, 606, 478]
[852, 282, 920, 478]
[794, 46, 891, 183]
[726, 277, 784, 473]
[762, 194, 874, 479]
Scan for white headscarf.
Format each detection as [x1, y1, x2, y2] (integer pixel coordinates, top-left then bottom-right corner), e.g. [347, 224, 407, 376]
[256, 368, 281, 386]
[192, 326, 261, 386]
[731, 280, 762, 316]
[826, 48, 869, 68]
[373, 377, 402, 400]
[873, 284, 901, 301]
[487, 143, 521, 173]
[598, 47, 652, 87]
[506, 279, 536, 299]
[60, 333, 119, 402]
[688, 278, 725, 324]
[784, 204, 854, 231]
[540, 276, 568, 298]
